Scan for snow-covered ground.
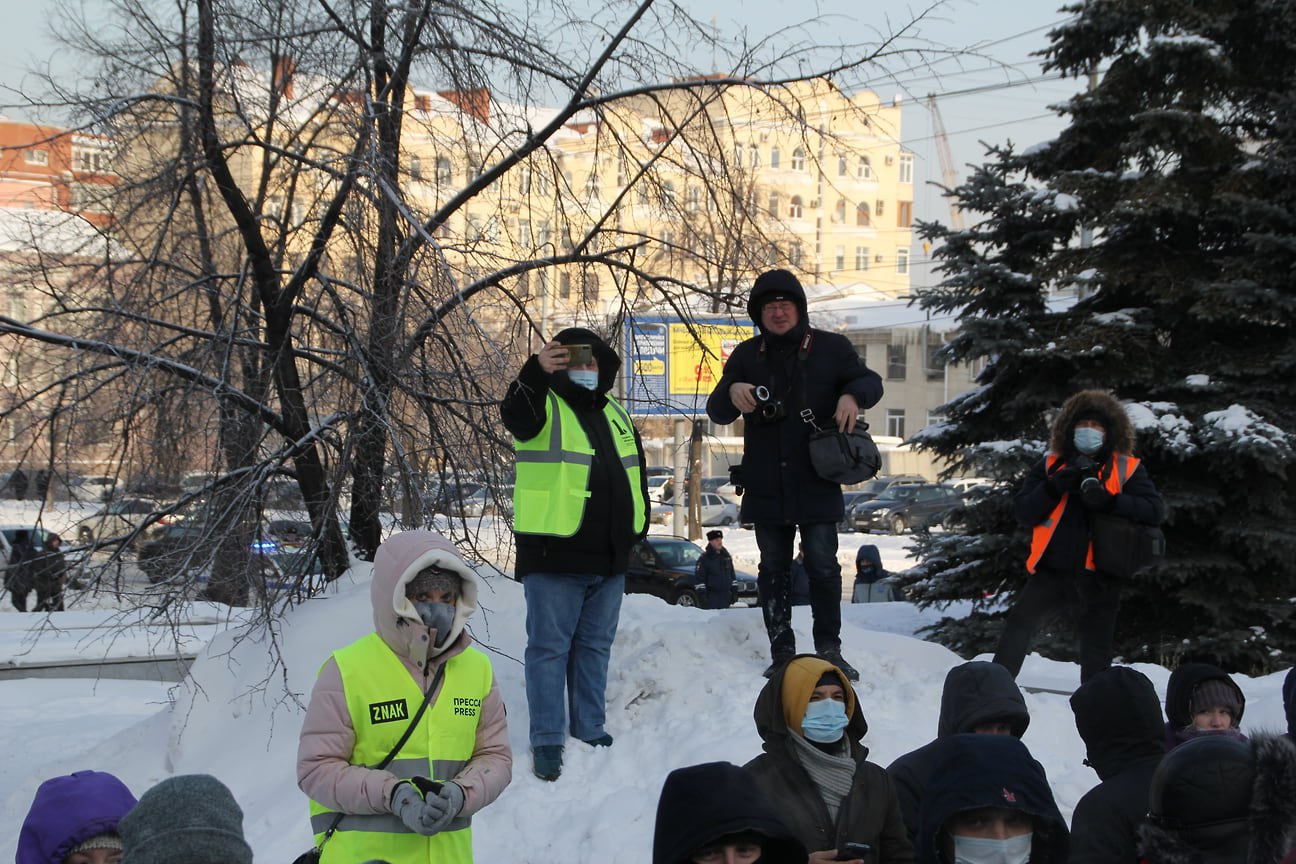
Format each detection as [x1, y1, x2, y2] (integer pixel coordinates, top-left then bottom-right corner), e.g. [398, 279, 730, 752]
[0, 500, 1290, 864]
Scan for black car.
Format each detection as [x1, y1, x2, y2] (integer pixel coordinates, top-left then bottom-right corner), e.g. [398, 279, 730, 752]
[625, 536, 759, 608]
[138, 523, 217, 582]
[850, 483, 964, 534]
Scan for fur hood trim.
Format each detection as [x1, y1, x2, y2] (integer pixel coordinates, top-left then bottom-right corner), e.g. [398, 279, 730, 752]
[1050, 389, 1135, 456]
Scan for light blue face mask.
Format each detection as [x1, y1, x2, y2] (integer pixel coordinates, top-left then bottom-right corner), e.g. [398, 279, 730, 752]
[801, 698, 850, 743]
[412, 601, 456, 647]
[568, 369, 599, 391]
[953, 832, 1033, 864]
[1073, 426, 1104, 454]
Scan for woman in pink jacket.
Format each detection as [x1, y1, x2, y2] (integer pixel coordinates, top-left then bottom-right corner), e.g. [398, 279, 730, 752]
[296, 530, 512, 864]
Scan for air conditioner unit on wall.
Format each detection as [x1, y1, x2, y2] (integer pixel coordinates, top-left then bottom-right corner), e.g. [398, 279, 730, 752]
[809, 198, 821, 209]
[885, 155, 895, 165]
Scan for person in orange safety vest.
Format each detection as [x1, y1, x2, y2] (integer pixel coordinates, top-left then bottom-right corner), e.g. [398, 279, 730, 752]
[993, 390, 1164, 684]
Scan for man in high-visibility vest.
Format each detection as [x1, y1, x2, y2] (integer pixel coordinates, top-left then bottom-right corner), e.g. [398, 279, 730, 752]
[297, 530, 512, 864]
[994, 390, 1164, 683]
[501, 327, 649, 782]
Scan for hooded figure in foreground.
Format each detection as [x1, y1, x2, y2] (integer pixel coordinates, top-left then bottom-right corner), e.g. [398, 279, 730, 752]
[19, 770, 136, 864]
[297, 530, 511, 864]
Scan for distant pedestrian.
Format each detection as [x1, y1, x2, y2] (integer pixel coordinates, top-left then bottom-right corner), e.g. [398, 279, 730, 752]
[18, 770, 137, 864]
[6, 528, 37, 611]
[696, 530, 735, 609]
[10, 467, 30, 500]
[33, 534, 68, 612]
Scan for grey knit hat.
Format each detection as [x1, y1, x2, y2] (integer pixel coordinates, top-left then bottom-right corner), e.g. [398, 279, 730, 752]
[405, 565, 460, 602]
[119, 775, 251, 864]
[1190, 678, 1243, 721]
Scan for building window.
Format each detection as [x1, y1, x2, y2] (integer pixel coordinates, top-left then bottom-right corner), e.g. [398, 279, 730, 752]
[518, 271, 530, 297]
[767, 192, 779, 218]
[898, 200, 913, 228]
[833, 198, 846, 223]
[856, 202, 870, 227]
[791, 147, 806, 172]
[887, 344, 906, 380]
[899, 153, 914, 184]
[661, 181, 677, 207]
[790, 242, 804, 267]
[887, 408, 906, 438]
[585, 172, 601, 200]
[409, 155, 422, 181]
[789, 195, 803, 219]
[24, 149, 48, 166]
[837, 153, 848, 176]
[559, 273, 571, 300]
[769, 147, 781, 169]
[926, 339, 947, 379]
[857, 156, 871, 179]
[875, 199, 885, 217]
[835, 246, 845, 271]
[687, 186, 701, 212]
[435, 157, 452, 185]
[518, 220, 533, 248]
[856, 247, 870, 271]
[582, 270, 599, 303]
[896, 247, 909, 274]
[734, 142, 744, 165]
[750, 144, 760, 169]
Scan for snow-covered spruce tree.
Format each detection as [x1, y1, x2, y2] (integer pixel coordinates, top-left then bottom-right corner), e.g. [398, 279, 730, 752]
[907, 0, 1296, 675]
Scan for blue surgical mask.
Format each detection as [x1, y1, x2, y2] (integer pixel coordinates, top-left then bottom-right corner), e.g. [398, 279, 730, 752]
[412, 601, 456, 647]
[801, 699, 850, 743]
[953, 832, 1032, 864]
[1073, 427, 1104, 455]
[568, 369, 599, 391]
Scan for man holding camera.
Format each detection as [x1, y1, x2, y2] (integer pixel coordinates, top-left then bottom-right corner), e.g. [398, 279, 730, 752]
[993, 389, 1164, 683]
[707, 269, 882, 680]
[501, 327, 649, 781]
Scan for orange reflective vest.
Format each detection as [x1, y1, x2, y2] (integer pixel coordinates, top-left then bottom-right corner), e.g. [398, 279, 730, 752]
[1026, 453, 1139, 573]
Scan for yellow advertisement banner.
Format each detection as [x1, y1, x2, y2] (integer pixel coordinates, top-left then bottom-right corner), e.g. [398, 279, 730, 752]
[668, 323, 752, 396]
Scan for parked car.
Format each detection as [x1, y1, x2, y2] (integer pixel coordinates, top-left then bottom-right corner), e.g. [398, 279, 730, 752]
[700, 475, 743, 508]
[138, 523, 216, 582]
[625, 536, 759, 608]
[67, 475, 118, 503]
[842, 475, 928, 528]
[446, 485, 513, 518]
[850, 483, 964, 534]
[424, 480, 487, 514]
[650, 492, 738, 527]
[838, 491, 874, 532]
[72, 498, 168, 548]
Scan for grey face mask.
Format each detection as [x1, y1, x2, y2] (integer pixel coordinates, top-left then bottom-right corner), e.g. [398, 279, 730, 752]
[412, 601, 456, 647]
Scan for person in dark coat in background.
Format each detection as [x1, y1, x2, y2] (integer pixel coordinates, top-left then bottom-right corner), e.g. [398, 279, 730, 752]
[653, 761, 808, 864]
[1138, 733, 1296, 864]
[1068, 666, 1165, 864]
[994, 389, 1164, 683]
[852, 544, 896, 603]
[1283, 667, 1296, 746]
[886, 660, 1032, 843]
[18, 770, 137, 864]
[696, 530, 735, 610]
[745, 655, 913, 864]
[32, 533, 68, 612]
[707, 269, 883, 681]
[1163, 662, 1248, 752]
[6, 528, 37, 611]
[915, 734, 1069, 864]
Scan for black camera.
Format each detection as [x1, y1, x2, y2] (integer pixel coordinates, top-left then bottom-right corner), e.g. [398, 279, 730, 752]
[750, 385, 788, 424]
[1073, 454, 1101, 492]
[728, 464, 745, 497]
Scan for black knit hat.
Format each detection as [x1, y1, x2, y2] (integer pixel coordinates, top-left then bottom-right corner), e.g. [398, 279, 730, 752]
[1146, 736, 1253, 860]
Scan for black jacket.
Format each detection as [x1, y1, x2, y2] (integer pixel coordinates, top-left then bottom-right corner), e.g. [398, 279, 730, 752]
[745, 657, 914, 862]
[1069, 666, 1166, 864]
[500, 327, 649, 578]
[653, 761, 807, 864]
[706, 273, 882, 525]
[1283, 666, 1296, 744]
[695, 546, 734, 610]
[886, 660, 1031, 842]
[916, 734, 1068, 864]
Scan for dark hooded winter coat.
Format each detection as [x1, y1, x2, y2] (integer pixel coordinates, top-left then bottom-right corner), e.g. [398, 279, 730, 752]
[915, 734, 1069, 864]
[1164, 663, 1248, 752]
[706, 270, 882, 525]
[1014, 390, 1164, 576]
[18, 770, 137, 864]
[1068, 666, 1166, 864]
[744, 655, 914, 862]
[886, 661, 1031, 842]
[500, 327, 649, 578]
[653, 761, 807, 864]
[1284, 667, 1296, 746]
[1138, 733, 1296, 864]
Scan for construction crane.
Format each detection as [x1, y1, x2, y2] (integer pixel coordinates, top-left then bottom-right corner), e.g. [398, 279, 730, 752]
[926, 95, 965, 231]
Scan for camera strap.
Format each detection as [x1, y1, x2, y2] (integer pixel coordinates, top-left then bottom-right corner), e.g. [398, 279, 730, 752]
[756, 331, 814, 405]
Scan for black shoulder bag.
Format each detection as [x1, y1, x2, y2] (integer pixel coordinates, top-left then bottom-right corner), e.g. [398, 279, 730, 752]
[292, 661, 447, 864]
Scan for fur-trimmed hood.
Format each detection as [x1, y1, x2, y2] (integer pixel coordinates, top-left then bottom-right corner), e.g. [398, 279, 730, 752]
[371, 529, 479, 663]
[1138, 733, 1296, 864]
[1050, 389, 1136, 456]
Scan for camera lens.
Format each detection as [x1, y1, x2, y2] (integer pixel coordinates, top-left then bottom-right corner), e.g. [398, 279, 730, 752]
[754, 385, 770, 402]
[1080, 476, 1101, 492]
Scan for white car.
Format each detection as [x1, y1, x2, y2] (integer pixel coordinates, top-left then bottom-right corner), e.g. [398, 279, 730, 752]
[650, 492, 738, 526]
[646, 475, 675, 505]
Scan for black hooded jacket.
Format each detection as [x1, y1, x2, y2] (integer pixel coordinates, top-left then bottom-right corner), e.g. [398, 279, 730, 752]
[915, 734, 1068, 864]
[1068, 666, 1166, 864]
[653, 761, 807, 864]
[886, 661, 1031, 842]
[500, 327, 649, 578]
[1163, 663, 1247, 752]
[706, 270, 882, 524]
[1283, 667, 1296, 744]
[744, 656, 914, 862]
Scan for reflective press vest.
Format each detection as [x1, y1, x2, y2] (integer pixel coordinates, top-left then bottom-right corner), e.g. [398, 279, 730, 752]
[1027, 453, 1139, 573]
[308, 632, 493, 864]
[512, 391, 646, 537]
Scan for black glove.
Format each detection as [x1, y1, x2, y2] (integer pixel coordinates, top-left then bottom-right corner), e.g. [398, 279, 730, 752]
[1080, 480, 1117, 512]
[1046, 466, 1080, 497]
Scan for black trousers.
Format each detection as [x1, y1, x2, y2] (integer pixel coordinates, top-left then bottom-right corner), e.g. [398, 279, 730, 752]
[992, 566, 1120, 683]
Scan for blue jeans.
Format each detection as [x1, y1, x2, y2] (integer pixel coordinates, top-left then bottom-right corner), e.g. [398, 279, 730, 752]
[754, 522, 841, 657]
[523, 572, 624, 747]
